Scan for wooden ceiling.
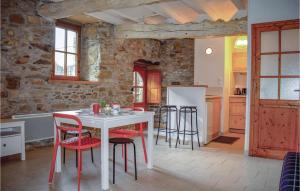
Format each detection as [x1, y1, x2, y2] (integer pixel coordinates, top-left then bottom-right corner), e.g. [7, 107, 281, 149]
[39, 0, 248, 25]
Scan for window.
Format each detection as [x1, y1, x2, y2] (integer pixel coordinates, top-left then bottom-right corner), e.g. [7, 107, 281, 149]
[133, 71, 144, 103]
[258, 27, 300, 100]
[53, 21, 80, 80]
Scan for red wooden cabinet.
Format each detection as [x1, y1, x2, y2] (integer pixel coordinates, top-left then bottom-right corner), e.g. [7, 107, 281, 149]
[147, 70, 161, 104]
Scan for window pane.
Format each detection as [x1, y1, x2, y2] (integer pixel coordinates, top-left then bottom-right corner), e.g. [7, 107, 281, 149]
[260, 78, 278, 99]
[55, 27, 65, 51]
[55, 52, 65, 75]
[134, 87, 143, 103]
[67, 30, 77, 53]
[260, 55, 278, 76]
[67, 54, 76, 76]
[281, 53, 300, 76]
[280, 78, 300, 100]
[136, 72, 143, 86]
[281, 29, 300, 52]
[133, 72, 136, 86]
[261, 31, 278, 53]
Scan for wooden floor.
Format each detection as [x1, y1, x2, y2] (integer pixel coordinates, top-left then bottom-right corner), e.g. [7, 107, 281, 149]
[1, 134, 282, 191]
[206, 132, 245, 152]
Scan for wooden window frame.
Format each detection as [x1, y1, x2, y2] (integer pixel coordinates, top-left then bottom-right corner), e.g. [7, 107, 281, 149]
[52, 20, 81, 81]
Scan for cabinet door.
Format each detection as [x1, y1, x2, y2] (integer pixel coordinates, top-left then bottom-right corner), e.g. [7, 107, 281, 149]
[230, 102, 246, 115]
[212, 98, 221, 137]
[1, 135, 21, 157]
[230, 115, 245, 129]
[147, 70, 161, 104]
[232, 52, 247, 72]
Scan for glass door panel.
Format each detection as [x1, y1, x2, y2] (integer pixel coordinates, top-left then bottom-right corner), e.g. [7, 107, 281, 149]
[261, 31, 279, 53]
[134, 87, 144, 103]
[280, 78, 300, 100]
[133, 69, 146, 106]
[260, 54, 279, 76]
[260, 78, 278, 99]
[281, 53, 300, 76]
[281, 29, 300, 51]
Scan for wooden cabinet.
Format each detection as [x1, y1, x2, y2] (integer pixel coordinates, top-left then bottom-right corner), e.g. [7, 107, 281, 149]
[147, 70, 161, 104]
[206, 96, 222, 142]
[229, 96, 246, 133]
[232, 52, 247, 72]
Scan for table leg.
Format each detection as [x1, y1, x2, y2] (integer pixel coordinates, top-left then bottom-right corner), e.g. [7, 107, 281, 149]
[147, 117, 154, 169]
[21, 123, 25, 160]
[101, 127, 109, 190]
[55, 122, 61, 172]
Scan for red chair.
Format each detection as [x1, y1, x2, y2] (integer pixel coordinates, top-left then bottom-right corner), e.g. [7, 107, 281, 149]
[48, 113, 101, 191]
[110, 107, 148, 167]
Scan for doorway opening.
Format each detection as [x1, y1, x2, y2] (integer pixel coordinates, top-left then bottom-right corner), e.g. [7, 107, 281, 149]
[195, 35, 248, 152]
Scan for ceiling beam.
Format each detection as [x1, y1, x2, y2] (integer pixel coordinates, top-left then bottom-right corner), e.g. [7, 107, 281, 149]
[114, 17, 247, 39]
[231, 0, 247, 9]
[108, 10, 140, 23]
[37, 0, 173, 19]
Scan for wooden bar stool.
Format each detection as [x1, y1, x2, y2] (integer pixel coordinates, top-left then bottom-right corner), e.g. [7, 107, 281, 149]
[109, 138, 137, 184]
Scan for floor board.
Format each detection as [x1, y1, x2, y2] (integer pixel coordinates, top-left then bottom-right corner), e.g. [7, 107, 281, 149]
[1, 134, 282, 191]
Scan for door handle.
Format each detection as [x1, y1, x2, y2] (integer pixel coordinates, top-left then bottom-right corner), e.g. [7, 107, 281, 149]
[294, 89, 300, 92]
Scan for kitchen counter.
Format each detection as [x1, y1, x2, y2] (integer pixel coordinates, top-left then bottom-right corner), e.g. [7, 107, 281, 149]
[229, 95, 246, 97]
[167, 85, 208, 88]
[206, 95, 222, 99]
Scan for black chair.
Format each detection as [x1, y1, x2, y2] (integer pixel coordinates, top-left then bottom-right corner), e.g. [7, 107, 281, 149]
[155, 105, 179, 147]
[175, 106, 200, 150]
[109, 137, 137, 184]
[63, 129, 94, 167]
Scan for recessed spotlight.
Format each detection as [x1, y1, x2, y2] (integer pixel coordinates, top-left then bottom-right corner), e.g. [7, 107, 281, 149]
[205, 48, 213, 55]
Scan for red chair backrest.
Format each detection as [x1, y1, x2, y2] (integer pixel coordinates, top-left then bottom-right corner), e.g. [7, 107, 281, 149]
[121, 107, 146, 131]
[122, 106, 144, 111]
[53, 113, 83, 143]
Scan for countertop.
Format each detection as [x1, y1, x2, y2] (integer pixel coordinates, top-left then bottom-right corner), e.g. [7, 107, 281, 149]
[206, 95, 222, 99]
[167, 85, 208, 88]
[229, 95, 246, 98]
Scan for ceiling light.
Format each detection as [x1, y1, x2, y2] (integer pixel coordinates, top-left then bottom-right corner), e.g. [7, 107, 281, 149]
[205, 48, 213, 55]
[234, 36, 248, 49]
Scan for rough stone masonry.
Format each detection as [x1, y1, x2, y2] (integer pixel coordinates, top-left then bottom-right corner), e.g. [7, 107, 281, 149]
[1, 0, 195, 119]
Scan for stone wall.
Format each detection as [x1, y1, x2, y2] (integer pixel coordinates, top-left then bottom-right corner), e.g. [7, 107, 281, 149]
[0, 0, 194, 119]
[148, 39, 194, 104]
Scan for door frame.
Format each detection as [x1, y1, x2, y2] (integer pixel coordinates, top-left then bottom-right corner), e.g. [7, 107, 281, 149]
[249, 19, 300, 159]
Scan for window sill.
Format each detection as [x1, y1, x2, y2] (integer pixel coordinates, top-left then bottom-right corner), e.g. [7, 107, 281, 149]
[48, 79, 100, 85]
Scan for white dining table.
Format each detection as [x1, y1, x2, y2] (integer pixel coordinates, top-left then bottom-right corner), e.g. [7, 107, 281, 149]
[53, 110, 155, 190]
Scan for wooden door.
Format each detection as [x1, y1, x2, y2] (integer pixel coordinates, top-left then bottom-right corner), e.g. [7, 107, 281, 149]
[147, 70, 161, 104]
[250, 20, 300, 159]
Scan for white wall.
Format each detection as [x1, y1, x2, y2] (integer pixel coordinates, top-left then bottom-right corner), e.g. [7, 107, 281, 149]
[194, 37, 225, 89]
[194, 37, 230, 133]
[245, 0, 300, 153]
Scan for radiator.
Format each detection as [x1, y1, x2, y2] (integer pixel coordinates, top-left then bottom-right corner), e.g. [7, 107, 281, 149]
[12, 113, 53, 143]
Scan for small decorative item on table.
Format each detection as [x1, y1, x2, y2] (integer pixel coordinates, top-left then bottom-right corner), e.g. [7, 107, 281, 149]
[111, 103, 120, 115]
[103, 104, 112, 115]
[92, 103, 100, 114]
